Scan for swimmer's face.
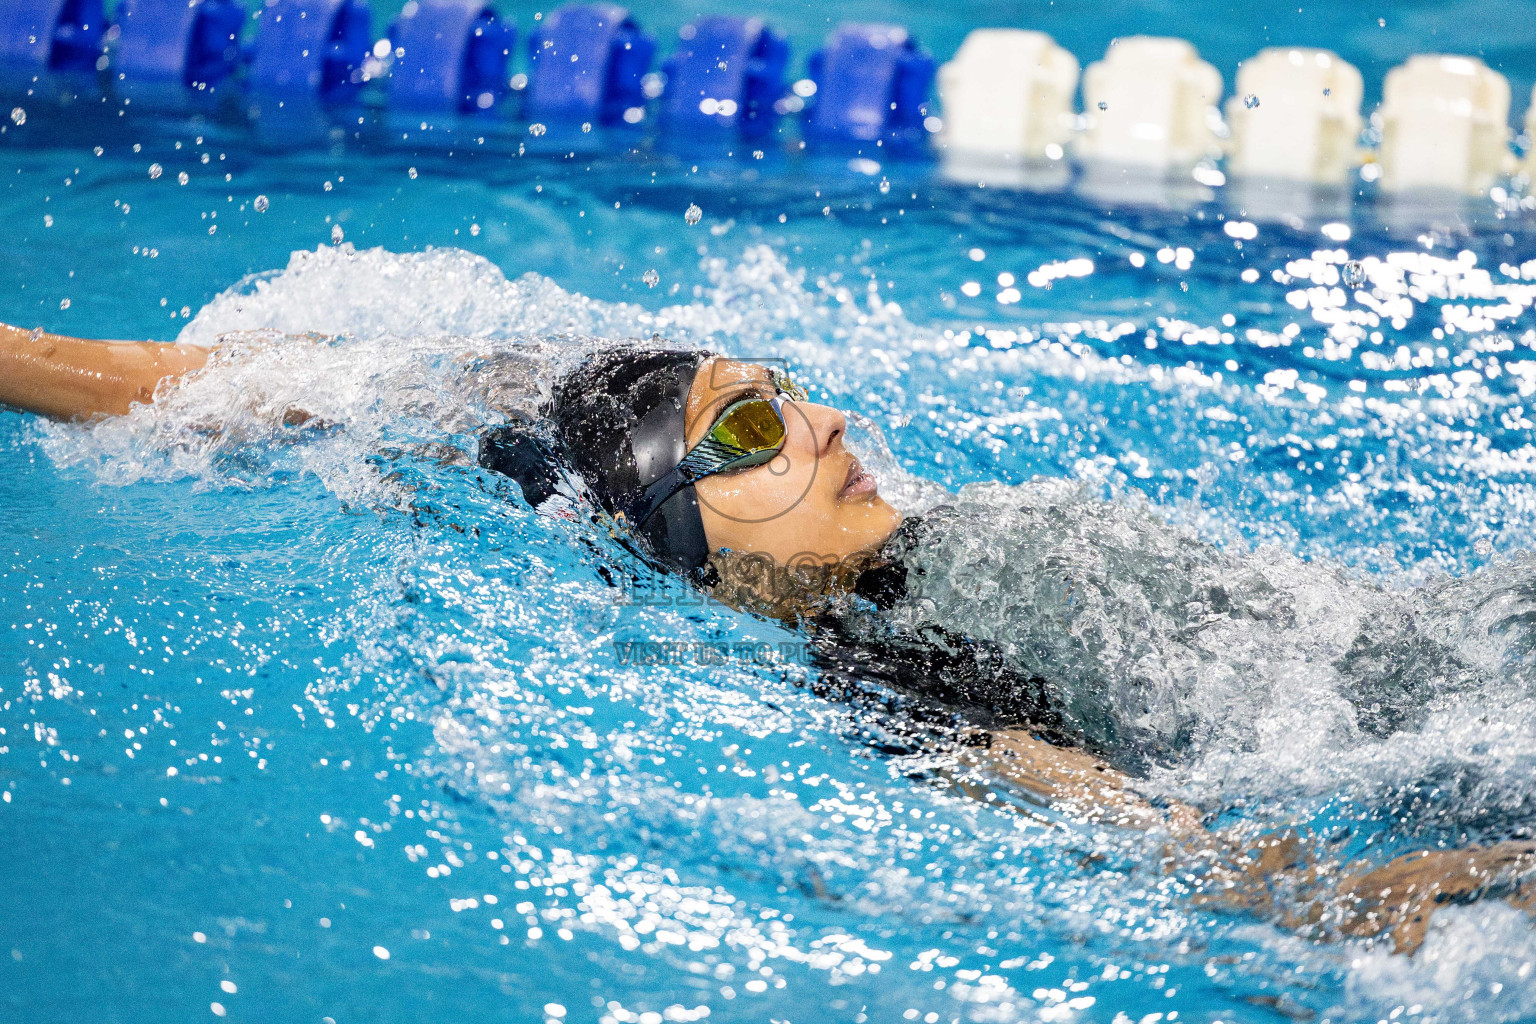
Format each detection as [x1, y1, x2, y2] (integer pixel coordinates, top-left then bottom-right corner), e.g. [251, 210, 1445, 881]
[684, 358, 903, 567]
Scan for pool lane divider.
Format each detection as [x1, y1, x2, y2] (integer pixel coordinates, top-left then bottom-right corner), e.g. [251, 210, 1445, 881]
[0, 0, 1529, 197]
[801, 23, 935, 149]
[113, 0, 246, 96]
[247, 0, 371, 104]
[387, 0, 514, 112]
[523, 3, 652, 124]
[657, 15, 787, 138]
[0, 0, 107, 81]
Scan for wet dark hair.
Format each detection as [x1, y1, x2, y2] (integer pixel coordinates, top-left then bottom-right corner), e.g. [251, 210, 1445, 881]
[478, 345, 713, 573]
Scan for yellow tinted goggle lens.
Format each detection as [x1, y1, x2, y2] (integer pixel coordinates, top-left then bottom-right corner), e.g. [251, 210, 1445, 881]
[711, 399, 785, 453]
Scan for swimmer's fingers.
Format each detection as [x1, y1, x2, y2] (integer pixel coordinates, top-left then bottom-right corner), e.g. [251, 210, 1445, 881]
[1333, 842, 1536, 955]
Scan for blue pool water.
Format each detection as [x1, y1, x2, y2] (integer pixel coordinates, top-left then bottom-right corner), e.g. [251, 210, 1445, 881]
[8, 2, 1536, 1022]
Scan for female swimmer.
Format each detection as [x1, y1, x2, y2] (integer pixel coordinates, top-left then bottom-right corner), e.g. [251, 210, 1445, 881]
[3, 320, 1533, 954]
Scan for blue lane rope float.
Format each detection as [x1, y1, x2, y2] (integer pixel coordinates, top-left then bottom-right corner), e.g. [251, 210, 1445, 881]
[803, 23, 935, 147]
[112, 0, 246, 94]
[388, 0, 515, 112]
[0, 0, 1525, 197]
[249, 0, 372, 102]
[524, 3, 655, 124]
[0, 0, 106, 77]
[658, 15, 788, 137]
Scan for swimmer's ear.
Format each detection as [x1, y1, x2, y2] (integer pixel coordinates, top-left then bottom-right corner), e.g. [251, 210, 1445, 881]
[477, 424, 570, 510]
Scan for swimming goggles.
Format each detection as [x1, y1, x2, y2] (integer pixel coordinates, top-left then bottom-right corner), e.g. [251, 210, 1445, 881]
[623, 368, 808, 527]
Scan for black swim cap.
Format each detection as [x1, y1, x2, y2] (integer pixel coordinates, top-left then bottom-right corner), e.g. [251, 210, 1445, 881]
[479, 346, 712, 573]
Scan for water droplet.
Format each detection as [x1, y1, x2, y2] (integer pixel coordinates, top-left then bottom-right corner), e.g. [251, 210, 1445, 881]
[177, 171, 189, 186]
[470, 223, 481, 236]
[148, 163, 163, 180]
[580, 122, 591, 133]
[1097, 101, 1107, 111]
[331, 224, 344, 244]
[323, 180, 333, 192]
[1244, 93, 1260, 109]
[642, 269, 659, 288]
[1342, 260, 1365, 288]
[1475, 537, 1494, 556]
[180, 306, 191, 318]
[683, 203, 703, 226]
[43, 214, 53, 228]
[29, 328, 43, 343]
[9, 107, 23, 126]
[253, 194, 269, 213]
[59, 298, 70, 310]
[1378, 16, 1386, 26]
[528, 123, 547, 137]
[1323, 87, 1332, 97]
[93, 146, 103, 156]
[752, 150, 764, 160]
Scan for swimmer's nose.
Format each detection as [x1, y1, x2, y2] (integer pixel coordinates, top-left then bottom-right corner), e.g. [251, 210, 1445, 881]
[788, 401, 846, 460]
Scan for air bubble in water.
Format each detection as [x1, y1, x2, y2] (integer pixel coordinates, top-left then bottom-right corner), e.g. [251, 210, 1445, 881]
[331, 224, 345, 244]
[1475, 537, 1495, 556]
[470, 223, 481, 236]
[59, 298, 70, 310]
[408, 167, 418, 179]
[43, 214, 53, 228]
[253, 194, 269, 213]
[581, 122, 591, 133]
[1342, 260, 1365, 288]
[148, 163, 163, 180]
[1244, 93, 1260, 109]
[642, 269, 659, 288]
[1097, 101, 1107, 111]
[528, 123, 547, 137]
[878, 178, 891, 194]
[684, 203, 703, 226]
[178, 171, 189, 186]
[9, 107, 24, 126]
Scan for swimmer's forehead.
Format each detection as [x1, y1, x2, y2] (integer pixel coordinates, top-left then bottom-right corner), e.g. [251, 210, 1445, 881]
[685, 358, 775, 443]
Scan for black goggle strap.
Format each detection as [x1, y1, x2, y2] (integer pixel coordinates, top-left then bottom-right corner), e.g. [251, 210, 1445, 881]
[624, 424, 792, 527]
[621, 391, 794, 529]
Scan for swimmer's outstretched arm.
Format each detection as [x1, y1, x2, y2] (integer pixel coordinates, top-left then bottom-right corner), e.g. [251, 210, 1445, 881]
[0, 321, 209, 421]
[973, 728, 1536, 954]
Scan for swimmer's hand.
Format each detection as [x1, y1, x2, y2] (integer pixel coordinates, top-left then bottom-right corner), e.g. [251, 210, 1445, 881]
[973, 729, 1536, 955]
[0, 321, 210, 420]
[1331, 842, 1536, 954]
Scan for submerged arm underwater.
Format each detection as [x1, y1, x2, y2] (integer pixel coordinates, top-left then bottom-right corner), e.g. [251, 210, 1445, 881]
[973, 727, 1536, 955]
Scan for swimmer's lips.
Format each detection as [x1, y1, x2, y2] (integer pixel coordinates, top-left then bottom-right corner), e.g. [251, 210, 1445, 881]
[839, 456, 879, 501]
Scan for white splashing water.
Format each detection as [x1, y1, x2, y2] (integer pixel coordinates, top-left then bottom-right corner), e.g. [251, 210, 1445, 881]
[38, 245, 1536, 816]
[32, 243, 1536, 1010]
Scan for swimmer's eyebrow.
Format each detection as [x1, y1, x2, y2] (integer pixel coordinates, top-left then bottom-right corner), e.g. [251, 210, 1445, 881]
[703, 367, 774, 404]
